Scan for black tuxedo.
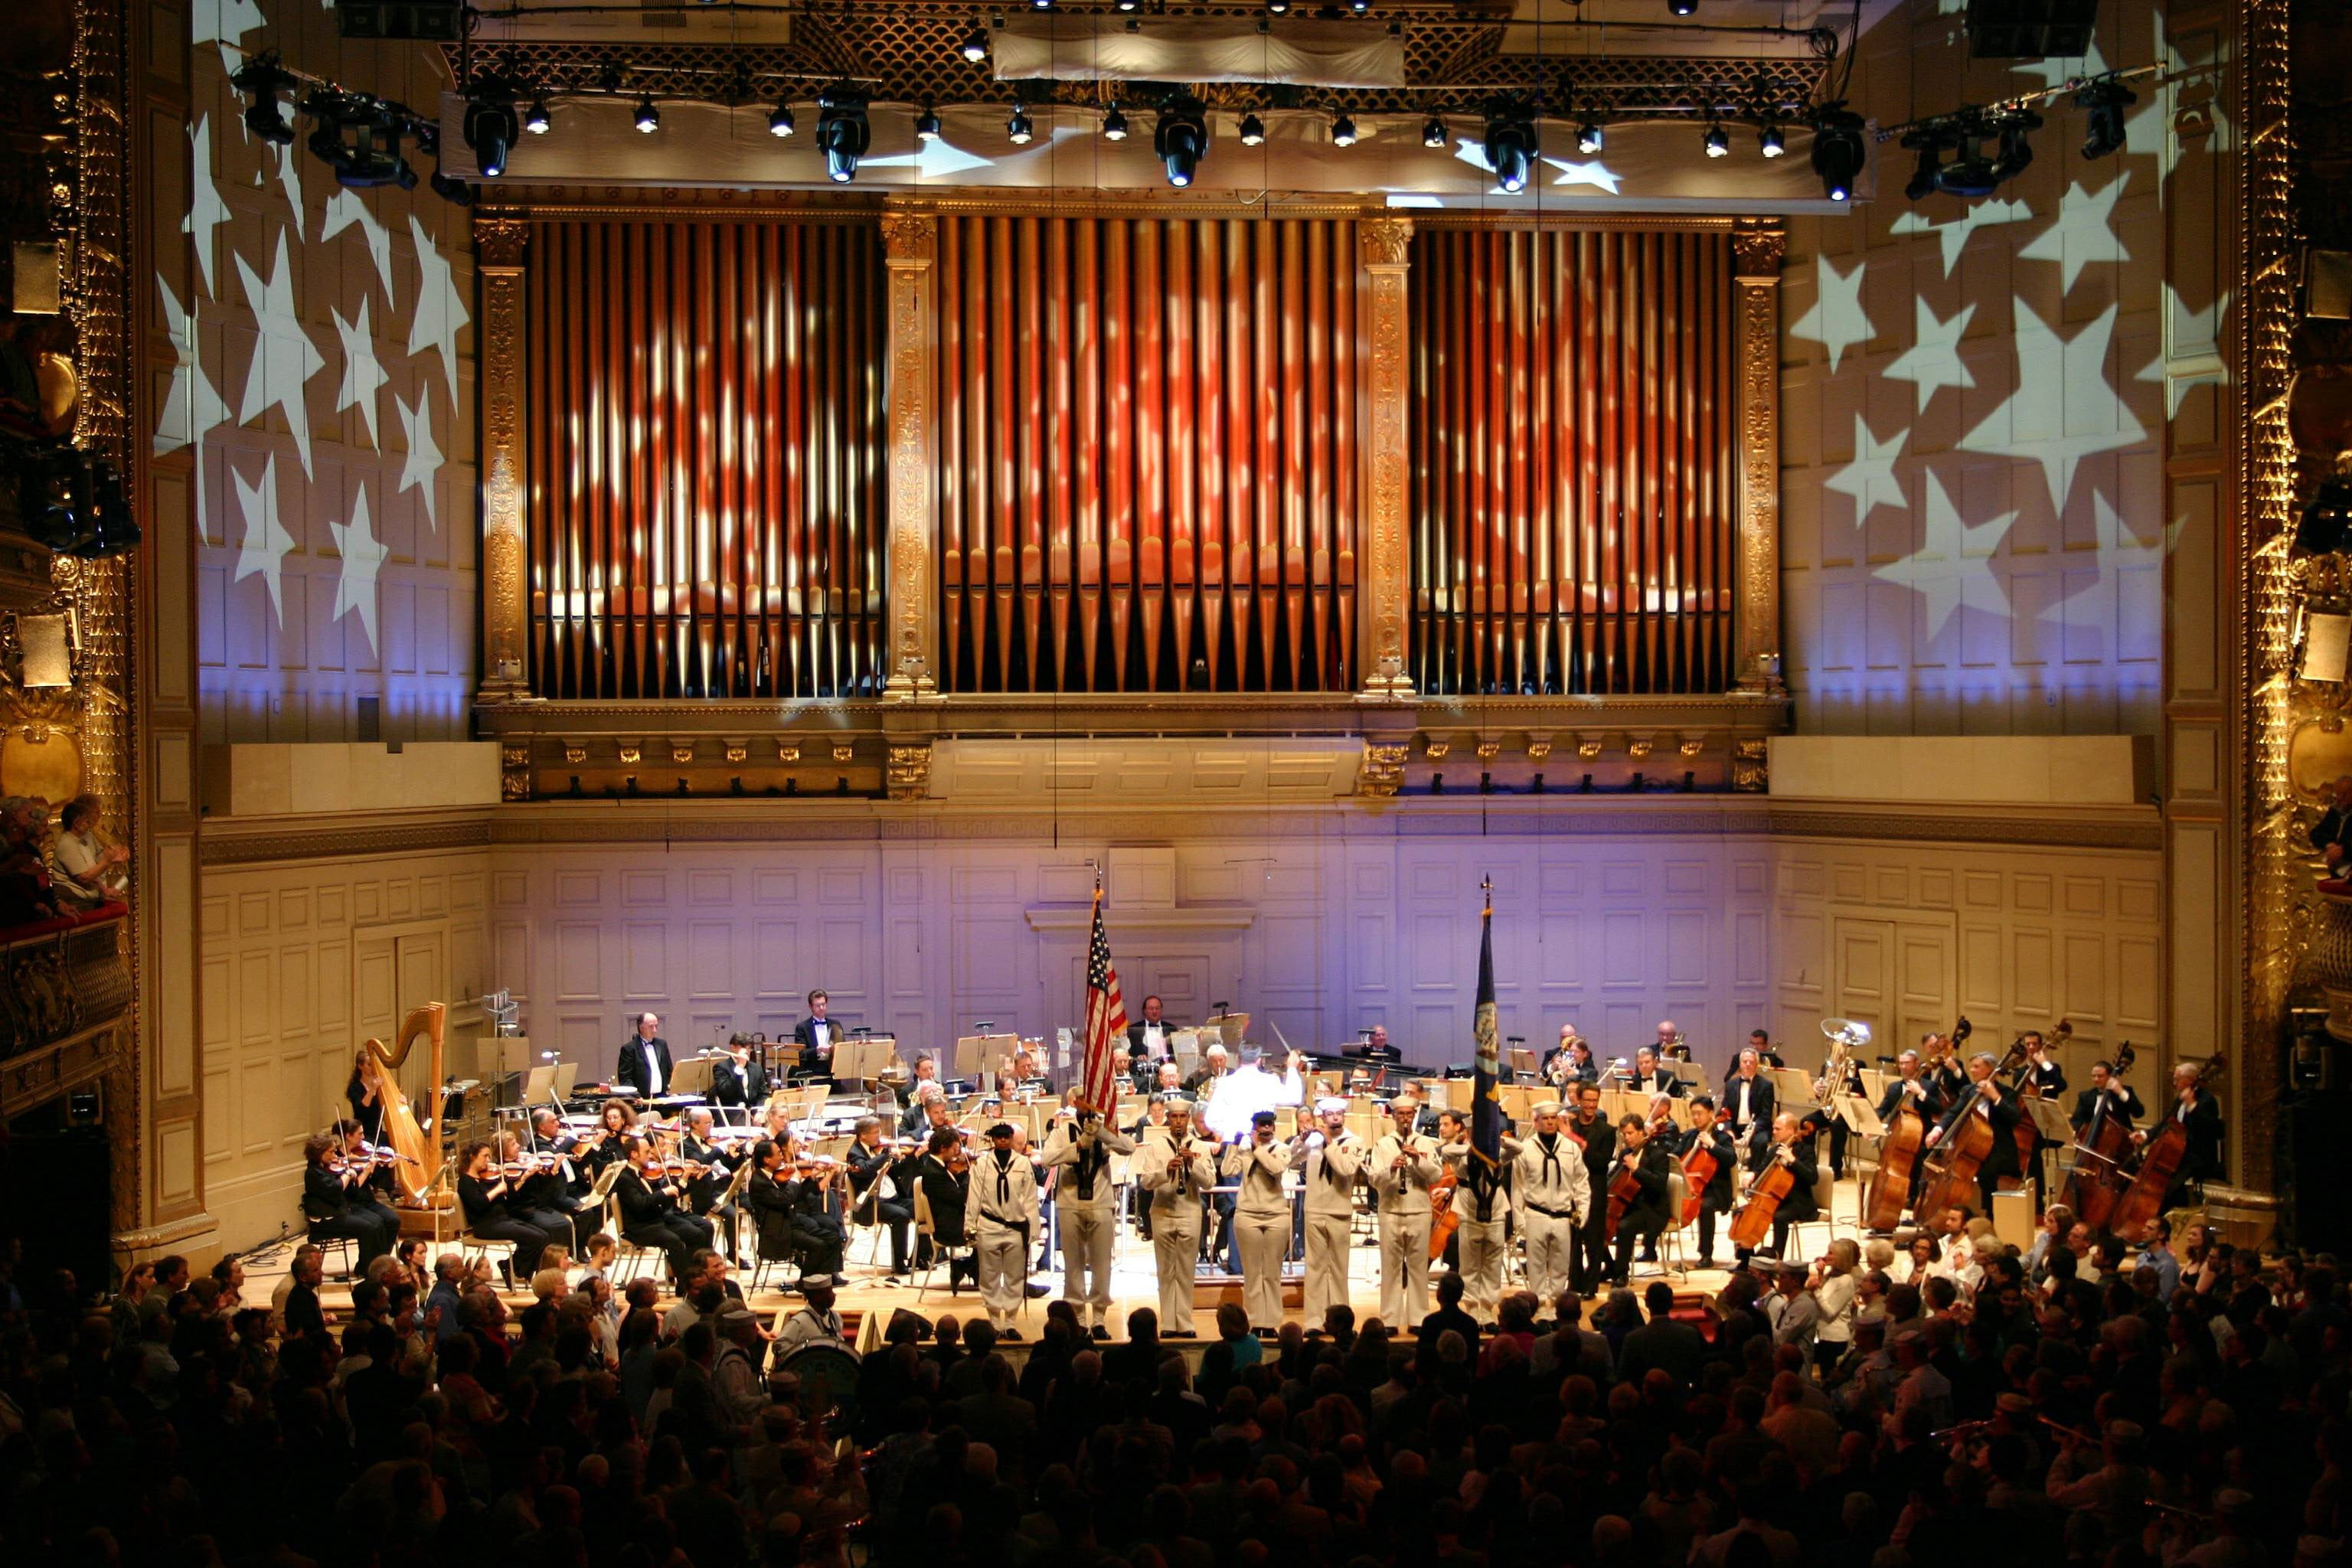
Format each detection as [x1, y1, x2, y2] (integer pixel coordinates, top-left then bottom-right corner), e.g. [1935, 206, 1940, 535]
[2017, 1060, 2069, 1099]
[1568, 1111, 1617, 1292]
[1631, 1067, 1684, 1099]
[1932, 1087, 2023, 1208]
[1608, 1142, 1676, 1281]
[792, 1016, 838, 1076]
[848, 1138, 914, 1272]
[2071, 1083, 2144, 1133]
[1721, 1071, 1775, 1142]
[708, 1058, 769, 1107]
[1877, 1076, 1942, 1126]
[302, 1162, 399, 1268]
[2167, 1090, 2225, 1186]
[616, 1034, 674, 1099]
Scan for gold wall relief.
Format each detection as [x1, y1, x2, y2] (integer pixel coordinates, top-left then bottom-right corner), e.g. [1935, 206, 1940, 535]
[1359, 214, 1413, 699]
[475, 214, 531, 703]
[1731, 219, 1785, 698]
[881, 207, 939, 697]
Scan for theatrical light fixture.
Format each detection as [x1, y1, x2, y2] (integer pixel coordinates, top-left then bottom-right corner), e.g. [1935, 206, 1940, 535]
[1267, 0, 1290, 12]
[429, 168, 475, 206]
[816, 88, 870, 182]
[1668, 0, 1696, 14]
[1007, 103, 1034, 144]
[312, 96, 415, 189]
[2076, 77, 2136, 160]
[633, 94, 660, 133]
[230, 54, 299, 145]
[461, 91, 518, 178]
[1577, 119, 1604, 155]
[1808, 101, 1866, 202]
[915, 100, 941, 141]
[1155, 94, 1208, 188]
[1102, 102, 1129, 141]
[1422, 116, 1446, 149]
[769, 100, 796, 137]
[1702, 121, 1729, 158]
[1331, 111, 1358, 147]
[1238, 112, 1266, 147]
[1903, 137, 1943, 201]
[1116, 0, 1140, 9]
[961, 24, 989, 63]
[1988, 113, 2038, 183]
[1350, 0, 1371, 11]
[1482, 100, 1537, 194]
[1758, 122, 1785, 158]
[1031, 0, 1053, 9]
[523, 96, 550, 135]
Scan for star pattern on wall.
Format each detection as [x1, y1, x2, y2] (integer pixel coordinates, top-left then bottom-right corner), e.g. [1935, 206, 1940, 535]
[2015, 175, 2128, 294]
[155, 275, 226, 470]
[1544, 157, 1622, 194]
[1886, 196, 2033, 279]
[329, 482, 390, 653]
[1872, 467, 2017, 641]
[1820, 412, 1908, 521]
[1788, 252, 1872, 373]
[234, 230, 326, 475]
[394, 386, 443, 534]
[192, 0, 266, 72]
[273, 140, 305, 235]
[322, 189, 398, 299]
[334, 296, 387, 449]
[1959, 298, 2144, 521]
[1882, 298, 1976, 410]
[188, 115, 230, 297]
[230, 451, 296, 622]
[406, 212, 469, 398]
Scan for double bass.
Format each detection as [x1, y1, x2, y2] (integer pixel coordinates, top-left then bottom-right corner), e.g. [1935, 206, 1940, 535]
[2009, 1019, 2073, 1196]
[2058, 1040, 2138, 1230]
[1916, 1033, 2028, 1225]
[2111, 1055, 2223, 1236]
[1864, 1017, 1969, 1233]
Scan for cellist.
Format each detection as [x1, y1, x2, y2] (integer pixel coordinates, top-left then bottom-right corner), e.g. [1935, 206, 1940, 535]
[1734, 1111, 1821, 1264]
[2071, 1059, 2144, 1136]
[1606, 1114, 1674, 1287]
[1674, 1093, 1739, 1270]
[2151, 1061, 2225, 1210]
[1876, 1050, 1944, 1214]
[1922, 1050, 2023, 1212]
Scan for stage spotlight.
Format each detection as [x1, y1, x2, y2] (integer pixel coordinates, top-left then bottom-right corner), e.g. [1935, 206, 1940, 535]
[429, 167, 475, 206]
[816, 89, 870, 182]
[1238, 112, 1266, 147]
[1267, 0, 1290, 12]
[1808, 102, 1865, 201]
[2076, 77, 2135, 160]
[961, 24, 989, 63]
[1758, 122, 1785, 158]
[1331, 111, 1358, 147]
[1422, 116, 1446, 149]
[915, 100, 941, 141]
[462, 94, 518, 178]
[1155, 94, 1208, 188]
[1482, 100, 1537, 193]
[1350, 0, 1370, 11]
[523, 96, 550, 135]
[1702, 121, 1729, 158]
[1102, 102, 1129, 141]
[1577, 119, 1603, 155]
[230, 55, 299, 145]
[1903, 138, 1943, 201]
[1031, 0, 1053, 9]
[1007, 103, 1034, 145]
[1987, 110, 2039, 183]
[1116, 0, 1139, 9]
[768, 100, 796, 137]
[1668, 0, 1696, 13]
[633, 94, 660, 133]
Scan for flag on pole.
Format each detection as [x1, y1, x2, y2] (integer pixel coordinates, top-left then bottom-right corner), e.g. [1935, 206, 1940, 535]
[1472, 874, 1504, 1170]
[1079, 882, 1128, 1116]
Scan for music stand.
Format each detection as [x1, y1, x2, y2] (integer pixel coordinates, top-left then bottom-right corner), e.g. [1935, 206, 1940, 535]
[522, 1065, 557, 1105]
[1768, 1067, 1814, 1106]
[1839, 1092, 1887, 1140]
[1507, 1047, 1537, 1081]
[670, 1057, 716, 1098]
[954, 1033, 1018, 1082]
[555, 1062, 580, 1101]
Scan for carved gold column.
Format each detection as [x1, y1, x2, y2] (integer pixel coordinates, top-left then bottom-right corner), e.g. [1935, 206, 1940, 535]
[1357, 214, 1413, 700]
[881, 207, 939, 697]
[475, 214, 532, 703]
[1731, 220, 1786, 697]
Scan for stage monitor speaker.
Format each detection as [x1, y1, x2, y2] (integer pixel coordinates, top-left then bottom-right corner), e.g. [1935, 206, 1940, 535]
[1966, 0, 2098, 57]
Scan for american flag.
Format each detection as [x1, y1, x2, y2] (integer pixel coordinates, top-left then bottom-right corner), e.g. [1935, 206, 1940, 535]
[1078, 885, 1129, 1116]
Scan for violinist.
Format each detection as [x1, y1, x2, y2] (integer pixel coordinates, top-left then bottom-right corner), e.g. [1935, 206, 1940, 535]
[301, 1132, 400, 1268]
[676, 1107, 738, 1217]
[1735, 1112, 1821, 1264]
[456, 1138, 564, 1279]
[499, 1130, 592, 1253]
[1567, 1083, 1618, 1295]
[766, 1136, 845, 1286]
[332, 1119, 402, 1211]
[1511, 1099, 1592, 1302]
[1677, 1094, 1739, 1271]
[1924, 1050, 2022, 1210]
[913, 1125, 975, 1288]
[846, 1114, 915, 1279]
[1136, 1095, 1219, 1336]
[746, 1138, 799, 1274]
[1042, 1106, 1135, 1338]
[2070, 1059, 2145, 1135]
[578, 1099, 635, 1179]
[1607, 1114, 1674, 1287]
[614, 1132, 716, 1287]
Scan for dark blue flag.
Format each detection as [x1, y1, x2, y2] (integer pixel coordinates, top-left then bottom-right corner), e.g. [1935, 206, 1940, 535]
[1472, 877, 1504, 1170]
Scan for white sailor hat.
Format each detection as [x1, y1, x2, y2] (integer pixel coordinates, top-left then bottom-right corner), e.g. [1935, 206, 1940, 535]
[1531, 1099, 1565, 1116]
[1314, 1096, 1351, 1115]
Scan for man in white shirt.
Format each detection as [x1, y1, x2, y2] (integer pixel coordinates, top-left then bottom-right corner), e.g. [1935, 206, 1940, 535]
[1222, 1110, 1292, 1332]
[1296, 1096, 1364, 1324]
[971, 1122, 1040, 1339]
[1041, 1107, 1135, 1338]
[1137, 1096, 1218, 1336]
[1368, 1095, 1442, 1329]
[792, 989, 837, 1082]
[619, 1013, 671, 1099]
[1512, 1100, 1591, 1302]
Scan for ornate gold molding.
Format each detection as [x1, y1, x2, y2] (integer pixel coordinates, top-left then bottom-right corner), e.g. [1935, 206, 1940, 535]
[886, 742, 933, 802]
[475, 214, 533, 703]
[1358, 740, 1409, 798]
[1731, 220, 1786, 697]
[881, 207, 939, 697]
[1358, 215, 1413, 699]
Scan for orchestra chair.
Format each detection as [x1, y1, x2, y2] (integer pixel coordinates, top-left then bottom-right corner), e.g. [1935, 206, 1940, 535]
[843, 1187, 893, 1279]
[581, 1163, 662, 1288]
[910, 1184, 974, 1303]
[305, 1226, 358, 1281]
[746, 1220, 810, 1296]
[1778, 1165, 1842, 1263]
[1651, 1171, 1695, 1279]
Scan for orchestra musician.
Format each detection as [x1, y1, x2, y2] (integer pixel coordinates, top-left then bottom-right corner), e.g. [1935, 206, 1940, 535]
[708, 1035, 771, 1108]
[1677, 1095, 1739, 1270]
[1436, 1109, 1512, 1324]
[345, 1047, 390, 1143]
[1184, 1043, 1233, 1096]
[846, 1115, 915, 1278]
[1042, 1106, 1135, 1338]
[578, 1099, 635, 1178]
[1125, 994, 1175, 1075]
[1608, 1114, 1674, 1286]
[1567, 1082, 1619, 1294]
[972, 1122, 1040, 1339]
[523, 1109, 599, 1248]
[2070, 1059, 2145, 1135]
[1736, 1111, 1821, 1263]
[1142, 1058, 1186, 1106]
[746, 1139, 802, 1278]
[301, 1132, 400, 1269]
[617, 1013, 674, 1100]
[1135, 1095, 1217, 1337]
[1628, 1045, 1683, 1099]
[1542, 1026, 1597, 1086]
[902, 1080, 947, 1139]
[1223, 1110, 1294, 1333]
[913, 1126, 976, 1289]
[1296, 1096, 1365, 1324]
[1815, 1044, 1870, 1180]
[2158, 1062, 2225, 1207]
[456, 1138, 566, 1279]
[1923, 1051, 2022, 1211]
[613, 1132, 716, 1285]
[331, 1119, 400, 1209]
[676, 1108, 737, 1217]
[783, 1134, 847, 1285]
[1354, 1024, 1404, 1067]
[1723, 1047, 1777, 1161]
[1512, 1099, 1592, 1301]
[1746, 1028, 1786, 1069]
[1368, 1094, 1442, 1329]
[1654, 1020, 1689, 1060]
[500, 1130, 593, 1254]
[792, 988, 838, 1083]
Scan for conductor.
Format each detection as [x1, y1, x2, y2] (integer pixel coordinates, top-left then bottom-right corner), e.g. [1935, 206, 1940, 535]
[617, 1012, 673, 1099]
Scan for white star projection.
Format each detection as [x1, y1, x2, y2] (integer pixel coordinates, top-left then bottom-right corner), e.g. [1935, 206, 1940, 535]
[1883, 298, 1976, 410]
[1788, 253, 1873, 373]
[334, 296, 387, 448]
[1873, 467, 2017, 641]
[230, 452, 296, 622]
[1821, 413, 1909, 522]
[273, 139, 305, 235]
[188, 116, 230, 297]
[329, 483, 391, 653]
[2015, 175, 2129, 295]
[155, 275, 226, 466]
[394, 387, 443, 534]
[234, 231, 326, 475]
[1887, 197, 2033, 279]
[1544, 157, 1622, 194]
[192, 0, 266, 72]
[405, 213, 469, 397]
[322, 188, 399, 299]
[1959, 298, 2145, 521]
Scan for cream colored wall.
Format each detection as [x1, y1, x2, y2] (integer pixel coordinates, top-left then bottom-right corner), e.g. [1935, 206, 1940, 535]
[197, 843, 490, 1246]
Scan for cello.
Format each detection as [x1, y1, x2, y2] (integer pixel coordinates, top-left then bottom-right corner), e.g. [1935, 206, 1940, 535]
[1727, 1140, 1798, 1251]
[1864, 1016, 1969, 1233]
[2058, 1040, 2138, 1230]
[1677, 1104, 1734, 1225]
[1916, 1034, 2028, 1226]
[2111, 1055, 2223, 1236]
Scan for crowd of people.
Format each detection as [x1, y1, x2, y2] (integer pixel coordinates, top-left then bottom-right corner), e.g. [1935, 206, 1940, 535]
[0, 792, 129, 927]
[0, 1200, 2342, 1568]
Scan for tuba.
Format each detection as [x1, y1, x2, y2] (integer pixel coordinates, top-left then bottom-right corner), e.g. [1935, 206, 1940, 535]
[361, 1002, 450, 1208]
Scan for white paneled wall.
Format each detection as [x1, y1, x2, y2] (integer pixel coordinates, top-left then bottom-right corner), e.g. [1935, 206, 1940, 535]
[487, 825, 1778, 1080]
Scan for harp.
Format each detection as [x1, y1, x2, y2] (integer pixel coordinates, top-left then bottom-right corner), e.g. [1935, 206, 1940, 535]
[360, 1001, 452, 1208]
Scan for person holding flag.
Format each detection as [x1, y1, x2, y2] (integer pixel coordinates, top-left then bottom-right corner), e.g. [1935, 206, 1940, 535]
[1043, 1106, 1134, 1339]
[1442, 876, 1517, 1325]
